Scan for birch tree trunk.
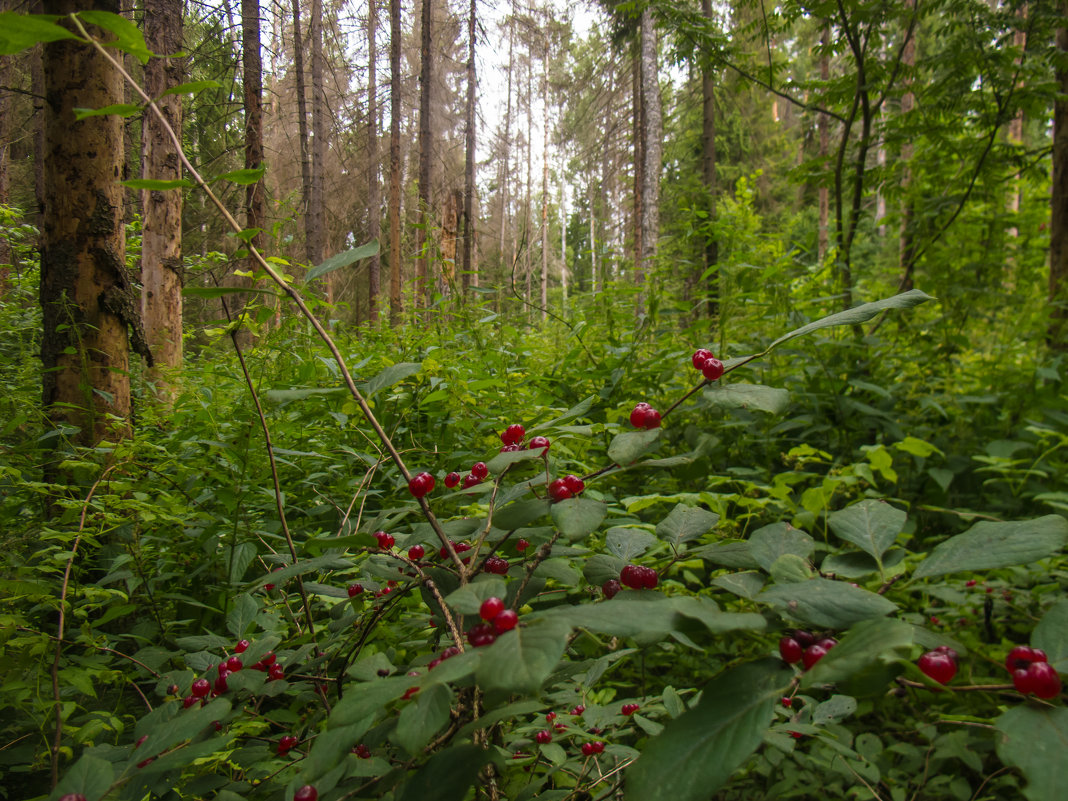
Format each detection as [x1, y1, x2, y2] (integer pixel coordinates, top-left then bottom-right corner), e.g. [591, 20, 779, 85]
[367, 0, 381, 322]
[638, 7, 661, 290]
[389, 0, 402, 322]
[416, 0, 432, 306]
[462, 0, 477, 292]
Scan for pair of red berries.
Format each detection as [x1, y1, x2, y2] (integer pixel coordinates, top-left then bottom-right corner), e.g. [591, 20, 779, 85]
[621, 703, 640, 716]
[581, 740, 606, 756]
[1006, 646, 1061, 698]
[445, 460, 489, 489]
[427, 645, 462, 670]
[485, 554, 510, 574]
[619, 564, 658, 590]
[692, 348, 725, 381]
[629, 402, 662, 430]
[408, 472, 435, 498]
[548, 474, 585, 502]
[478, 596, 519, 636]
[917, 646, 959, 684]
[374, 530, 395, 549]
[779, 631, 837, 669]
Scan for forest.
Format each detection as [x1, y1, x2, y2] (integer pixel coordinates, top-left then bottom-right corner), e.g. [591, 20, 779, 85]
[0, 0, 1066, 798]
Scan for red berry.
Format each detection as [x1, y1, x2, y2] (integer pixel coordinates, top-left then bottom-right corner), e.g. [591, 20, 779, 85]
[781, 697, 793, 708]
[789, 730, 803, 740]
[639, 566, 659, 589]
[1005, 645, 1047, 672]
[408, 472, 435, 498]
[965, 579, 977, 587]
[917, 650, 958, 684]
[629, 404, 650, 428]
[602, 579, 621, 599]
[444, 471, 461, 488]
[225, 656, 243, 672]
[480, 597, 506, 621]
[701, 358, 725, 381]
[262, 651, 276, 665]
[794, 630, 816, 647]
[528, 436, 551, 454]
[935, 644, 959, 661]
[535, 730, 552, 744]
[548, 478, 573, 502]
[294, 786, 318, 801]
[641, 407, 661, 429]
[546, 712, 557, 722]
[234, 639, 250, 653]
[471, 461, 489, 479]
[570, 704, 585, 716]
[499, 443, 520, 453]
[135, 734, 148, 749]
[374, 531, 395, 549]
[191, 678, 211, 697]
[1023, 662, 1062, 699]
[455, 541, 471, 553]
[621, 703, 639, 715]
[268, 663, 284, 681]
[462, 473, 483, 489]
[516, 538, 530, 552]
[779, 637, 803, 664]
[485, 555, 510, 574]
[59, 796, 88, 801]
[581, 742, 597, 756]
[441, 646, 461, 659]
[277, 734, 298, 755]
[563, 474, 585, 494]
[408, 544, 425, 560]
[348, 583, 364, 597]
[493, 608, 519, 633]
[182, 694, 198, 708]
[802, 644, 829, 670]
[691, 348, 713, 369]
[354, 743, 372, 758]
[816, 637, 838, 650]
[467, 623, 497, 647]
[502, 424, 525, 445]
[213, 673, 228, 693]
[402, 686, 419, 700]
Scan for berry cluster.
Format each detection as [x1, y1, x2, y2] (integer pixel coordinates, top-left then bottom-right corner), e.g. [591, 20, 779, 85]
[629, 402, 661, 430]
[445, 460, 489, 490]
[427, 645, 462, 670]
[917, 646, 958, 684]
[778, 630, 837, 669]
[1006, 646, 1061, 698]
[691, 348, 725, 381]
[374, 530, 395, 549]
[181, 642, 282, 708]
[470, 596, 519, 646]
[619, 564, 658, 590]
[581, 740, 606, 756]
[548, 474, 585, 502]
[407, 472, 435, 498]
[621, 703, 640, 716]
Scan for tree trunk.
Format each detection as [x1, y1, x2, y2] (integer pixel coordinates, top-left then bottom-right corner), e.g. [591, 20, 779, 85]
[1050, 2, 1068, 350]
[632, 50, 642, 280]
[389, 0, 402, 323]
[292, 0, 311, 262]
[367, 0, 381, 322]
[242, 0, 264, 254]
[701, 0, 717, 316]
[524, 52, 532, 315]
[462, 0, 477, 293]
[898, 5, 916, 291]
[142, 0, 185, 402]
[0, 0, 12, 279]
[41, 0, 140, 445]
[309, 0, 327, 278]
[416, 0, 432, 307]
[639, 8, 661, 290]
[818, 23, 830, 264]
[441, 188, 459, 286]
[1007, 5, 1027, 246]
[497, 14, 514, 288]
[540, 50, 549, 319]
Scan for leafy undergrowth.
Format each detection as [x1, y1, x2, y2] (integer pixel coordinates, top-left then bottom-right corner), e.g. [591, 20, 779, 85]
[2, 285, 1067, 801]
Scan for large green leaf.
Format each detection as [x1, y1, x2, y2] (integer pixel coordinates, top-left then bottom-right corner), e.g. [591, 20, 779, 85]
[79, 9, 153, 63]
[476, 618, 570, 697]
[486, 446, 544, 474]
[495, 498, 551, 529]
[765, 290, 934, 350]
[0, 13, 78, 54]
[302, 721, 373, 781]
[134, 698, 231, 762]
[759, 579, 898, 628]
[329, 676, 415, 727]
[360, 361, 422, 399]
[305, 239, 380, 282]
[995, 706, 1068, 801]
[1033, 600, 1068, 672]
[551, 497, 607, 540]
[669, 596, 766, 634]
[542, 597, 679, 638]
[624, 661, 791, 801]
[656, 504, 720, 547]
[606, 527, 656, 561]
[802, 617, 914, 689]
[226, 593, 259, 638]
[828, 500, 906, 562]
[393, 683, 452, 755]
[396, 744, 494, 801]
[912, 515, 1068, 579]
[531, 394, 597, 430]
[53, 755, 114, 801]
[748, 523, 815, 572]
[248, 554, 353, 590]
[608, 428, 661, 464]
[702, 383, 789, 415]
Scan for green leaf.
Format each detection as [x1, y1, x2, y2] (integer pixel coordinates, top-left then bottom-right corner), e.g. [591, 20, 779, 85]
[531, 395, 597, 430]
[486, 446, 544, 474]
[443, 578, 508, 615]
[1033, 600, 1068, 672]
[121, 177, 195, 190]
[811, 694, 858, 725]
[656, 504, 720, 548]
[455, 699, 544, 740]
[912, 515, 1068, 579]
[691, 540, 758, 568]
[73, 103, 142, 120]
[248, 554, 354, 590]
[669, 596, 766, 634]
[226, 593, 259, 638]
[397, 744, 494, 801]
[476, 618, 570, 697]
[302, 721, 373, 781]
[0, 13, 78, 54]
[53, 755, 114, 801]
[214, 166, 266, 185]
[765, 290, 934, 351]
[551, 497, 607, 541]
[624, 661, 791, 801]
[606, 527, 656, 561]
[360, 361, 421, 399]
[828, 499, 906, 562]
[822, 549, 905, 579]
[262, 387, 346, 403]
[544, 596, 678, 638]
[748, 523, 815, 572]
[79, 9, 153, 62]
[759, 579, 898, 628]
[161, 79, 223, 97]
[582, 553, 626, 585]
[608, 428, 661, 464]
[702, 383, 790, 415]
[393, 683, 452, 755]
[768, 553, 814, 584]
[305, 239, 380, 282]
[329, 676, 416, 727]
[135, 698, 231, 762]
[711, 571, 765, 599]
[494, 498, 551, 529]
[801, 618, 914, 689]
[995, 706, 1068, 801]
[182, 285, 277, 299]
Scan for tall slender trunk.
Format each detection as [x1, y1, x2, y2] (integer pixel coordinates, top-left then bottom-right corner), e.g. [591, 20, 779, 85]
[41, 0, 137, 446]
[524, 52, 532, 314]
[1007, 5, 1027, 246]
[142, 0, 185, 400]
[540, 49, 549, 318]
[0, 0, 13, 278]
[242, 0, 264, 263]
[497, 16, 514, 286]
[639, 8, 661, 291]
[462, 0, 477, 293]
[292, 0, 312, 262]
[309, 0, 326, 279]
[389, 0, 402, 323]
[898, 6, 916, 291]
[367, 0, 381, 322]
[701, 0, 717, 316]
[1050, 1, 1068, 350]
[588, 177, 596, 293]
[632, 51, 642, 279]
[416, 0, 432, 306]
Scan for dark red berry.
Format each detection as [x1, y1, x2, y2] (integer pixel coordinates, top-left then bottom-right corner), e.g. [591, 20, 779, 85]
[629, 404, 650, 428]
[516, 538, 530, 552]
[268, 663, 284, 681]
[602, 579, 621, 599]
[570, 704, 585, 716]
[548, 478, 573, 502]
[471, 461, 489, 479]
[1014, 661, 1062, 698]
[485, 555, 510, 574]
[468, 623, 497, 647]
[621, 703, 640, 715]
[778, 637, 803, 664]
[499, 444, 520, 453]
[801, 644, 829, 670]
[374, 531, 395, 549]
[535, 730, 552, 744]
[794, 630, 816, 647]
[59, 795, 88, 801]
[408, 544, 425, 560]
[1005, 645, 1047, 672]
[563, 474, 585, 494]
[816, 637, 838, 650]
[480, 597, 505, 621]
[234, 639, 250, 654]
[502, 424, 525, 445]
[701, 358, 725, 381]
[546, 711, 557, 722]
[781, 697, 793, 708]
[402, 686, 419, 700]
[462, 473, 483, 489]
[294, 786, 318, 801]
[182, 694, 197, 708]
[354, 743, 372, 758]
[917, 650, 957, 684]
[213, 673, 228, 693]
[619, 564, 644, 589]
[691, 348, 713, 369]
[261, 651, 276, 665]
[225, 656, 243, 672]
[528, 436, 550, 454]
[581, 742, 597, 756]
[638, 566, 658, 589]
[408, 472, 435, 498]
[444, 471, 461, 488]
[277, 734, 299, 755]
[640, 407, 661, 429]
[348, 583, 364, 597]
[191, 678, 211, 697]
[493, 608, 519, 633]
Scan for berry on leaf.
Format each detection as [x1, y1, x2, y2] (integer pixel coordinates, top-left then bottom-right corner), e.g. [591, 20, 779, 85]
[485, 555, 510, 574]
[1013, 661, 1061, 698]
[602, 579, 621, 599]
[621, 703, 640, 716]
[1005, 645, 1047, 672]
[493, 608, 519, 634]
[373, 531, 395, 549]
[528, 436, 551, 454]
[801, 644, 829, 670]
[535, 730, 553, 744]
[629, 403, 662, 430]
[563, 474, 585, 494]
[548, 478, 573, 502]
[408, 544, 425, 561]
[234, 639, 250, 653]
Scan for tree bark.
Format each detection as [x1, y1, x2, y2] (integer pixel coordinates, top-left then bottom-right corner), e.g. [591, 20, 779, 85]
[41, 0, 140, 445]
[367, 0, 381, 322]
[540, 47, 549, 319]
[898, 5, 916, 291]
[309, 0, 327, 278]
[388, 0, 402, 323]
[497, 14, 514, 289]
[639, 7, 661, 290]
[632, 50, 642, 281]
[701, 0, 717, 316]
[1050, 2, 1068, 350]
[0, 0, 13, 279]
[142, 0, 185, 401]
[818, 22, 830, 264]
[416, 0, 432, 306]
[292, 0, 312, 261]
[242, 0, 264, 259]
[462, 0, 477, 293]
